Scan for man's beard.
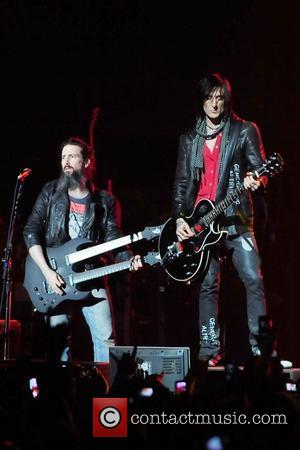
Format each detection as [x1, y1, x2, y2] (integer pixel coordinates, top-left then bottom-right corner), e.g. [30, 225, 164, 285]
[57, 169, 86, 192]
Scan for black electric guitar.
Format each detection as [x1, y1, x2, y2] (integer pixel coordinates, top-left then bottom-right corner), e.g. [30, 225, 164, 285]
[159, 153, 284, 283]
[24, 224, 162, 313]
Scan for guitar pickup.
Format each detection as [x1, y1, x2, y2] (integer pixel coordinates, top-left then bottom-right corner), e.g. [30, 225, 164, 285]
[168, 242, 180, 255]
[161, 243, 180, 268]
[43, 281, 54, 294]
[69, 274, 75, 286]
[49, 258, 57, 271]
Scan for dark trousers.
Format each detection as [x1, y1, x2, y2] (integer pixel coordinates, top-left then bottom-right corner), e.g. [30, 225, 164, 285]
[198, 231, 266, 357]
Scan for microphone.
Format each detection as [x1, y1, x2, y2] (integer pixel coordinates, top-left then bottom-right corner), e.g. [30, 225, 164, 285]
[18, 168, 32, 181]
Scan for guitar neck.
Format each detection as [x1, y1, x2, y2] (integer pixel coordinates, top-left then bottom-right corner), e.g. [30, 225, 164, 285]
[67, 232, 143, 264]
[72, 260, 131, 285]
[200, 184, 246, 226]
[71, 251, 160, 284]
[191, 153, 284, 230]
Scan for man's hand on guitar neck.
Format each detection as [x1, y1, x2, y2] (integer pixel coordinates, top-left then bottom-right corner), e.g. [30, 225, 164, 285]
[176, 218, 195, 242]
[129, 254, 143, 272]
[243, 172, 261, 191]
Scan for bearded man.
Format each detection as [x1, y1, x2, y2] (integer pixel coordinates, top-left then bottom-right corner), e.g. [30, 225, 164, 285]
[23, 137, 141, 362]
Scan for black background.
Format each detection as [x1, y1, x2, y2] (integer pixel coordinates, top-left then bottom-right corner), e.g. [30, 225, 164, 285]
[0, 1, 299, 364]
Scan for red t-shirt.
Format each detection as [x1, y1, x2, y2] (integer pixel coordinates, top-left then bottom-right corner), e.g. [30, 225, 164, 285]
[195, 132, 222, 205]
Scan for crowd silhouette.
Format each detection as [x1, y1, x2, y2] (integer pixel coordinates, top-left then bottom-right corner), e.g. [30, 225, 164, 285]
[0, 320, 300, 450]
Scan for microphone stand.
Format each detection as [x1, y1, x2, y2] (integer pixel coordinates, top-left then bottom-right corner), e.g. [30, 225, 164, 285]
[1, 171, 29, 360]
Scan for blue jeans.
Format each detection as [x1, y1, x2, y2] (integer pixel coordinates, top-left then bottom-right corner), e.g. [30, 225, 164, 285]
[199, 232, 267, 357]
[48, 288, 113, 362]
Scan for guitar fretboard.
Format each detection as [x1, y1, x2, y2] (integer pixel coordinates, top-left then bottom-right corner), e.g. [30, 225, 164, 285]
[72, 260, 131, 284]
[67, 232, 143, 264]
[71, 252, 160, 284]
[201, 184, 245, 227]
[198, 164, 270, 228]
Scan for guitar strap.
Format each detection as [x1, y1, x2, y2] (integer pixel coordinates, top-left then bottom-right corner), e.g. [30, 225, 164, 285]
[215, 119, 243, 203]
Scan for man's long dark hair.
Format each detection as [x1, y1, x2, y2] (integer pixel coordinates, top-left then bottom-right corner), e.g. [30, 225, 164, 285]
[195, 73, 234, 120]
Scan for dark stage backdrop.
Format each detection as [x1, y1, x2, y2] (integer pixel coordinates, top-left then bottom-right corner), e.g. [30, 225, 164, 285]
[0, 1, 299, 365]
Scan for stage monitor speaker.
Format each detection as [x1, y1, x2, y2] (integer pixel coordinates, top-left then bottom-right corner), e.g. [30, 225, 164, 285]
[109, 346, 190, 392]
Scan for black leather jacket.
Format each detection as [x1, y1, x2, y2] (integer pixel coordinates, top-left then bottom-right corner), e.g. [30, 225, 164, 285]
[23, 180, 131, 262]
[172, 117, 266, 235]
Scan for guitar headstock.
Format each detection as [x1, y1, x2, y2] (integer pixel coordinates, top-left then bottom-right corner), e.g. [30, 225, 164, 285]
[258, 152, 284, 178]
[143, 252, 161, 267]
[141, 224, 163, 240]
